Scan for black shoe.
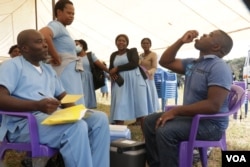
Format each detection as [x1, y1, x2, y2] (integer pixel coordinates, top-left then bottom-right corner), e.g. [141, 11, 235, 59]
[21, 157, 33, 167]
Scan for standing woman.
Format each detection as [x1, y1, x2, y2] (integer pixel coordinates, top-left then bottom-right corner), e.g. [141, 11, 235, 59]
[39, 0, 84, 105]
[75, 39, 109, 108]
[100, 62, 110, 100]
[140, 38, 160, 112]
[39, 2, 110, 167]
[109, 34, 152, 125]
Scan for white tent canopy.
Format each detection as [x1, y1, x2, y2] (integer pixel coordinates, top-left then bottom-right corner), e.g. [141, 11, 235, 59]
[1, 0, 250, 63]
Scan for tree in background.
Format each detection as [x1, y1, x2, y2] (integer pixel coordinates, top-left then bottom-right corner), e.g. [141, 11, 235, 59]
[226, 57, 245, 81]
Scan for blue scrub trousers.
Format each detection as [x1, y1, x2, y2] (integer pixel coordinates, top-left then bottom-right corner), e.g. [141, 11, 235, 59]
[8, 110, 110, 167]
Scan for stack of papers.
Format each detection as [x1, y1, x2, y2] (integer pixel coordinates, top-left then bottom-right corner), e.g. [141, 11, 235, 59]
[60, 94, 83, 104]
[109, 125, 128, 132]
[42, 104, 87, 125]
[41, 94, 87, 125]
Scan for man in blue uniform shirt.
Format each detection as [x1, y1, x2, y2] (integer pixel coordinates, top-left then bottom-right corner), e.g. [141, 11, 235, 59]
[143, 29, 233, 167]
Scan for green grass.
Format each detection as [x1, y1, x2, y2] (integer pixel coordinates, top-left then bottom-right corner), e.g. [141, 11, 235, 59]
[2, 150, 26, 167]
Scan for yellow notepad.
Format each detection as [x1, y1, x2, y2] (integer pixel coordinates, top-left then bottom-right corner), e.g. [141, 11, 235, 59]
[42, 104, 87, 125]
[61, 94, 83, 104]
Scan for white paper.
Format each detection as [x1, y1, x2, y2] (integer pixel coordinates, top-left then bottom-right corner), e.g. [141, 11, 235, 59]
[109, 125, 128, 131]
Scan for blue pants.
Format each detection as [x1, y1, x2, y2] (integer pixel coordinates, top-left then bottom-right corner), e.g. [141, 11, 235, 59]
[143, 112, 223, 167]
[8, 110, 110, 167]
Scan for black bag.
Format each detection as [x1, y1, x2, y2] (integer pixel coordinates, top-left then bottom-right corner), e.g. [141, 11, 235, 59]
[87, 52, 105, 90]
[115, 73, 124, 87]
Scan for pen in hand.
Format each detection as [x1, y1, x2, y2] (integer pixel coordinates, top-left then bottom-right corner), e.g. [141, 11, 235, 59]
[38, 92, 56, 100]
[38, 92, 55, 99]
[38, 92, 57, 100]
[38, 92, 46, 97]
[38, 92, 61, 107]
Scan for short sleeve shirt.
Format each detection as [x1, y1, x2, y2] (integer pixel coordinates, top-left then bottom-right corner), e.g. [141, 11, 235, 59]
[0, 56, 65, 135]
[81, 52, 99, 72]
[181, 55, 233, 130]
[48, 20, 76, 56]
[0, 56, 64, 100]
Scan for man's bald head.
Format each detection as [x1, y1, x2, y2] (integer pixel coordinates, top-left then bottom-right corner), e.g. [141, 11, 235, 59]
[16, 29, 48, 65]
[17, 29, 39, 48]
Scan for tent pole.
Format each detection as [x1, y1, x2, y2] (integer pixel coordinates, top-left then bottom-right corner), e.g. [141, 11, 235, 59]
[52, 0, 55, 20]
[35, 0, 38, 30]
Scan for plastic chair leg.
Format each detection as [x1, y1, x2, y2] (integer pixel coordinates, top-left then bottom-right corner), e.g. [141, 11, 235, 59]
[245, 102, 248, 118]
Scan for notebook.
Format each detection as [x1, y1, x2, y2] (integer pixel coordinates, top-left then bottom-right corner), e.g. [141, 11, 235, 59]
[41, 104, 88, 125]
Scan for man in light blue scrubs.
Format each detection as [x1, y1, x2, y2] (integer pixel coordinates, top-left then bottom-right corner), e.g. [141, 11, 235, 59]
[0, 29, 110, 167]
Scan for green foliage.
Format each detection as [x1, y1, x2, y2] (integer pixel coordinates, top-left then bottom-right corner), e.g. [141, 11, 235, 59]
[226, 57, 245, 80]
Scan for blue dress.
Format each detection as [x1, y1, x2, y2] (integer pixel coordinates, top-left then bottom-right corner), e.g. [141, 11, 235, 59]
[80, 53, 98, 108]
[139, 65, 160, 113]
[146, 79, 160, 113]
[48, 20, 85, 105]
[101, 72, 109, 93]
[110, 53, 152, 122]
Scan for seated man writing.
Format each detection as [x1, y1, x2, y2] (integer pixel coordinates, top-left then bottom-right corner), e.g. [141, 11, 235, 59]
[143, 29, 233, 167]
[0, 29, 110, 167]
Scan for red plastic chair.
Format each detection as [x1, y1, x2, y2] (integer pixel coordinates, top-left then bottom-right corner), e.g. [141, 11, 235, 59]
[165, 84, 245, 167]
[0, 111, 58, 159]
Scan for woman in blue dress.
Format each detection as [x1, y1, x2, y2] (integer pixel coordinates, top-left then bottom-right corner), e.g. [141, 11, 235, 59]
[39, 0, 85, 105]
[75, 39, 109, 108]
[100, 62, 110, 99]
[109, 34, 153, 125]
[139, 38, 160, 112]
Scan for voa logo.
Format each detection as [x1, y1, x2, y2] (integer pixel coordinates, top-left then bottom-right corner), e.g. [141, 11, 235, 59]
[226, 154, 247, 162]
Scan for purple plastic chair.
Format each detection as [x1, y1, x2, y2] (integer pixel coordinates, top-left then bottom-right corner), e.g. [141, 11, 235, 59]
[0, 111, 58, 159]
[165, 84, 245, 167]
[233, 81, 248, 118]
